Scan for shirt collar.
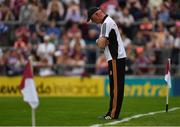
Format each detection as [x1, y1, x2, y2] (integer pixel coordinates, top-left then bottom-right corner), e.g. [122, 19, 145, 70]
[102, 15, 108, 23]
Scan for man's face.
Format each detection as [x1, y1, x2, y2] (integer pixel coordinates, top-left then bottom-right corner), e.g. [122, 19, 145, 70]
[90, 10, 102, 24]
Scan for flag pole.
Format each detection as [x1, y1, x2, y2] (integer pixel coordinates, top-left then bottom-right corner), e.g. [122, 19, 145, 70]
[166, 58, 171, 113]
[29, 56, 34, 75]
[166, 85, 169, 112]
[32, 108, 36, 127]
[29, 56, 36, 126]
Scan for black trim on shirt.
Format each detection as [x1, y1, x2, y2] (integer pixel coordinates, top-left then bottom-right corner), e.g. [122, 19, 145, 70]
[102, 15, 108, 23]
[108, 29, 118, 59]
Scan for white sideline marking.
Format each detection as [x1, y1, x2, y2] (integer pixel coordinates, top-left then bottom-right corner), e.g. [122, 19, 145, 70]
[90, 107, 180, 127]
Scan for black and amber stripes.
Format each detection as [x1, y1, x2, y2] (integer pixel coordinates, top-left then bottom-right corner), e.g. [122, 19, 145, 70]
[111, 59, 118, 118]
[107, 58, 126, 119]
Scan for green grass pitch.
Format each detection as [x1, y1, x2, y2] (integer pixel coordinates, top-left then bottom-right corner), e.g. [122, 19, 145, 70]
[0, 97, 180, 126]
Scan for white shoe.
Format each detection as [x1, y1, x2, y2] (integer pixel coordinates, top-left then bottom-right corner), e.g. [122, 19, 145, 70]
[104, 115, 112, 120]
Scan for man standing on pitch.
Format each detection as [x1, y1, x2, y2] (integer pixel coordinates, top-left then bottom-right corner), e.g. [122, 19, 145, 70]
[87, 7, 126, 120]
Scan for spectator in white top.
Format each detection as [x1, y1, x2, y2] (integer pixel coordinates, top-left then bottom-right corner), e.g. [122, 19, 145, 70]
[119, 7, 134, 27]
[19, 0, 35, 23]
[70, 30, 86, 49]
[37, 35, 55, 76]
[37, 35, 55, 65]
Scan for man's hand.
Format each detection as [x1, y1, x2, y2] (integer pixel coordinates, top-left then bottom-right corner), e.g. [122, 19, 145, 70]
[96, 37, 109, 48]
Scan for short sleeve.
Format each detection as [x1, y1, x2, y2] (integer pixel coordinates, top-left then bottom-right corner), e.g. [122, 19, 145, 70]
[101, 22, 112, 38]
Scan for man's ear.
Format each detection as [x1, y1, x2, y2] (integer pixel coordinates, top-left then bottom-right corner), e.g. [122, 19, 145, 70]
[95, 12, 99, 16]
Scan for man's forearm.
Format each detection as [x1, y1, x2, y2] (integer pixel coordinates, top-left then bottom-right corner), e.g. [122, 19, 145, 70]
[96, 37, 109, 48]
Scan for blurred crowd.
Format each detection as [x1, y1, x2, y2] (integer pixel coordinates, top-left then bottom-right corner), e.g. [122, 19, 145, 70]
[0, 0, 179, 76]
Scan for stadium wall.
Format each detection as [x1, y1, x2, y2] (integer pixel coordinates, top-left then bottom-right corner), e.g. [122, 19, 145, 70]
[0, 76, 179, 97]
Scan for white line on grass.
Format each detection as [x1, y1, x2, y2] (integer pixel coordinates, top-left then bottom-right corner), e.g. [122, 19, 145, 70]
[90, 107, 180, 127]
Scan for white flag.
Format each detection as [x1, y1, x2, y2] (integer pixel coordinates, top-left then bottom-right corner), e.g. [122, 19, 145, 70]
[164, 59, 172, 88]
[19, 61, 39, 109]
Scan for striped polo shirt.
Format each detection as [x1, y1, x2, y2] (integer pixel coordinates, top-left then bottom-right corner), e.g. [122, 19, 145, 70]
[99, 15, 126, 61]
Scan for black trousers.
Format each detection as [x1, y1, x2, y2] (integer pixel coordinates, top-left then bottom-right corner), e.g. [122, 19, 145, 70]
[106, 58, 126, 119]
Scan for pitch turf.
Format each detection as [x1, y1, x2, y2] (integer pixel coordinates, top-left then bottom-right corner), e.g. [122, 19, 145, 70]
[0, 97, 180, 126]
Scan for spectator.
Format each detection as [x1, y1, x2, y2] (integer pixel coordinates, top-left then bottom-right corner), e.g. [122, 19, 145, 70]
[119, 7, 134, 38]
[46, 20, 61, 42]
[100, 0, 119, 16]
[5, 49, 26, 76]
[15, 24, 30, 43]
[150, 6, 158, 21]
[0, 2, 15, 21]
[14, 35, 27, 48]
[148, 0, 162, 10]
[162, 31, 174, 49]
[133, 32, 147, 46]
[157, 3, 170, 23]
[85, 25, 99, 74]
[36, 56, 55, 76]
[58, 31, 70, 45]
[119, 7, 134, 27]
[37, 35, 55, 76]
[126, 44, 135, 74]
[10, 0, 25, 20]
[122, 32, 132, 48]
[129, 0, 144, 20]
[133, 47, 149, 74]
[174, 36, 180, 49]
[96, 53, 108, 75]
[29, 32, 40, 47]
[153, 21, 167, 48]
[144, 44, 156, 75]
[29, 0, 42, 23]
[86, 26, 99, 45]
[65, 1, 81, 22]
[19, 0, 35, 23]
[66, 40, 86, 75]
[35, 22, 46, 42]
[47, 0, 65, 21]
[172, 35, 180, 74]
[59, 41, 71, 65]
[169, 0, 180, 20]
[37, 35, 55, 64]
[0, 23, 8, 34]
[67, 22, 80, 39]
[35, 2, 47, 23]
[70, 30, 86, 49]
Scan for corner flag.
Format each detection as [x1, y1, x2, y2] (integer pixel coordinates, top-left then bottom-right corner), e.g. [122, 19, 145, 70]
[164, 58, 171, 113]
[19, 61, 39, 109]
[164, 58, 172, 88]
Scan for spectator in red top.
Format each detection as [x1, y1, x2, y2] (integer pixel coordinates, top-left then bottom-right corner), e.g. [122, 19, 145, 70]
[14, 35, 27, 48]
[15, 24, 30, 43]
